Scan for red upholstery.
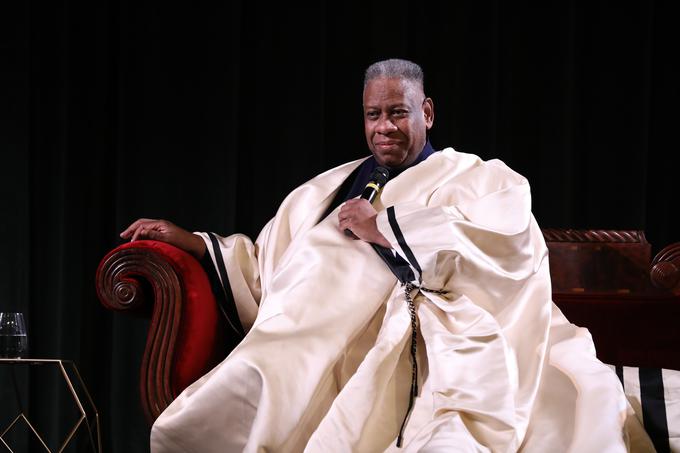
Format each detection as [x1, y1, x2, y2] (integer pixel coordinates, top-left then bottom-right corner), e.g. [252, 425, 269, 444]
[96, 240, 227, 423]
[130, 241, 224, 396]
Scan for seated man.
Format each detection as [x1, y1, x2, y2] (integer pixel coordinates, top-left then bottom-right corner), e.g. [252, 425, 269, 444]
[121, 59, 651, 452]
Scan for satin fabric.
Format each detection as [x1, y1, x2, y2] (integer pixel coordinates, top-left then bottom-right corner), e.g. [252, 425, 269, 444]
[150, 148, 651, 452]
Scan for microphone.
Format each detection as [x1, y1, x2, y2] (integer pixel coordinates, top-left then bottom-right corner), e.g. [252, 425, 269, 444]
[345, 166, 390, 237]
[360, 166, 390, 203]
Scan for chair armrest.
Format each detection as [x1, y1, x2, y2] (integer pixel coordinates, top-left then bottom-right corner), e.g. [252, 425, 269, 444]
[95, 240, 227, 424]
[651, 242, 680, 294]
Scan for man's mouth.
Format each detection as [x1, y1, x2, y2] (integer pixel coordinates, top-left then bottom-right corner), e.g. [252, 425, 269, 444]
[375, 142, 399, 150]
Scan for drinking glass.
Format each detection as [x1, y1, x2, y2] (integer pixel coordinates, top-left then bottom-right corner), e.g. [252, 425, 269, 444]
[0, 312, 28, 358]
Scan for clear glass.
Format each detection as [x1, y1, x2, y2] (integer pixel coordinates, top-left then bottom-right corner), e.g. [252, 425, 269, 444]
[0, 312, 28, 358]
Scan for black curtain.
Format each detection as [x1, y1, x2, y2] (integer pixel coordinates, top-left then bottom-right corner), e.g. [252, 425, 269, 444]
[1, 1, 678, 451]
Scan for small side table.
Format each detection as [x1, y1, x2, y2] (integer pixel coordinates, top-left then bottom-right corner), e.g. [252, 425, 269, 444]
[0, 358, 102, 452]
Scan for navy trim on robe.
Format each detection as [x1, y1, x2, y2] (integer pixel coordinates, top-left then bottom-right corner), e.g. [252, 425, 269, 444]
[387, 206, 423, 281]
[370, 244, 416, 284]
[639, 368, 671, 453]
[200, 234, 246, 339]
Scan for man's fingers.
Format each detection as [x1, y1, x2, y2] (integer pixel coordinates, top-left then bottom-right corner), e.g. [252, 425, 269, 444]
[338, 210, 355, 226]
[130, 226, 145, 242]
[338, 203, 358, 221]
[142, 228, 161, 240]
[120, 218, 156, 238]
[132, 227, 159, 242]
[124, 218, 153, 234]
[130, 223, 160, 242]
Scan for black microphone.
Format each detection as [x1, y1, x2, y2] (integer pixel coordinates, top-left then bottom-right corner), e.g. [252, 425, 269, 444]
[345, 166, 390, 237]
[360, 166, 390, 203]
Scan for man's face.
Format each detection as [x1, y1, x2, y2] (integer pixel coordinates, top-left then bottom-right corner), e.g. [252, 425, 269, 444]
[363, 77, 434, 168]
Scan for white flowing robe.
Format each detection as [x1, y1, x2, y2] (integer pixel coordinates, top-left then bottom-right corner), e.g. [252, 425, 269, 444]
[150, 148, 652, 452]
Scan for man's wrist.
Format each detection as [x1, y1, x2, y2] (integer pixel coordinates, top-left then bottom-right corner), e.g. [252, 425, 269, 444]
[370, 215, 391, 248]
[188, 233, 207, 260]
[371, 235, 391, 248]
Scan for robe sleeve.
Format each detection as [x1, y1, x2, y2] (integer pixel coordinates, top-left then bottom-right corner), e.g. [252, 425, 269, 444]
[194, 221, 272, 333]
[375, 159, 546, 316]
[375, 158, 555, 449]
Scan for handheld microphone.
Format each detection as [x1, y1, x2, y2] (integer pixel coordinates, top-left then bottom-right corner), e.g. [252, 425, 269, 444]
[344, 166, 390, 237]
[360, 166, 390, 203]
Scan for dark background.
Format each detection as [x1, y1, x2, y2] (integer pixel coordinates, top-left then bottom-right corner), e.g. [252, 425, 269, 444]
[1, 1, 678, 451]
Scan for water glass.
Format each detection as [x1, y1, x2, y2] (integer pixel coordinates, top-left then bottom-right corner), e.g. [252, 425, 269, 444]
[0, 312, 28, 358]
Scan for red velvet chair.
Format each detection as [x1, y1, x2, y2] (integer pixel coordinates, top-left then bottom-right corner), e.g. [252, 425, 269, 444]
[95, 240, 228, 424]
[95, 229, 680, 425]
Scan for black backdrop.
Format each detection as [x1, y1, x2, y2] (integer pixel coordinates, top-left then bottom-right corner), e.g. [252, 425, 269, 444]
[1, 1, 679, 451]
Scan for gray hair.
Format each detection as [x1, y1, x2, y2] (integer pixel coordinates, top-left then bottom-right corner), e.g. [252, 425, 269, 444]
[363, 59, 425, 91]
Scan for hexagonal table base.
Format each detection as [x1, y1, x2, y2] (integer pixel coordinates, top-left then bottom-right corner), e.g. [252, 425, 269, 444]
[0, 359, 101, 452]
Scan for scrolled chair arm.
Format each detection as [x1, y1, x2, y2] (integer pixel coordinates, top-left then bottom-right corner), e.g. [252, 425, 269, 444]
[651, 242, 680, 293]
[95, 240, 226, 425]
[96, 241, 181, 315]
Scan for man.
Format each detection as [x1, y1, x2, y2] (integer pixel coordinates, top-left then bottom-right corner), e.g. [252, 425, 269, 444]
[122, 59, 650, 452]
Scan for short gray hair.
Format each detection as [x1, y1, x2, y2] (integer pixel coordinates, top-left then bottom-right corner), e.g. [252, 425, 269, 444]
[363, 59, 424, 91]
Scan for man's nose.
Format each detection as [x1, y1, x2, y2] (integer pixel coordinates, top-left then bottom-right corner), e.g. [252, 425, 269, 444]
[376, 115, 398, 134]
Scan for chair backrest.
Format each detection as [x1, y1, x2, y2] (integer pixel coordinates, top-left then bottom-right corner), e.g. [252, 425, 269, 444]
[542, 229, 654, 294]
[543, 229, 680, 370]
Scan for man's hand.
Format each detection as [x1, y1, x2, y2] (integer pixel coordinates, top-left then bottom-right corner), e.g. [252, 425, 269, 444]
[338, 199, 391, 248]
[120, 219, 206, 259]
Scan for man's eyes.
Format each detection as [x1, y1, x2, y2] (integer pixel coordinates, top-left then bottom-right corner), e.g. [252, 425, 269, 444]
[366, 109, 409, 119]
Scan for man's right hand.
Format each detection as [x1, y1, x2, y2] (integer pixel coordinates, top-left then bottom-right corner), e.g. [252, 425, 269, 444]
[120, 218, 206, 259]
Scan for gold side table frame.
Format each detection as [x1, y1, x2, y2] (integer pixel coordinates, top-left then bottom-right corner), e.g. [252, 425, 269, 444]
[0, 359, 102, 453]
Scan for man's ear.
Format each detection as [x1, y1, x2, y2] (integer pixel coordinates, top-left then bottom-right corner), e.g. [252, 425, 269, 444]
[423, 98, 434, 129]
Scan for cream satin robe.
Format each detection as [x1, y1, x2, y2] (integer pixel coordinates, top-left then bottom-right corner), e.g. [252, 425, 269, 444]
[150, 148, 653, 452]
